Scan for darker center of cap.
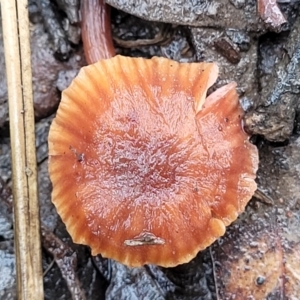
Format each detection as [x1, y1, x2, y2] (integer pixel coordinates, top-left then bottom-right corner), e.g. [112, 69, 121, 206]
[88, 107, 203, 203]
[99, 134, 179, 198]
[90, 125, 203, 204]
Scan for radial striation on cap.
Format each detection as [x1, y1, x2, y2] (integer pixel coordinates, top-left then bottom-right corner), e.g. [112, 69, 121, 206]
[48, 55, 258, 267]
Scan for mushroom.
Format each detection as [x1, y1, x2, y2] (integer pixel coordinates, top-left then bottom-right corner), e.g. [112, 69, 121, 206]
[81, 0, 115, 64]
[48, 55, 258, 267]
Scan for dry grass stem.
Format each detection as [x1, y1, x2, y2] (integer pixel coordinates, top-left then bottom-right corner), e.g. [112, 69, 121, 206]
[1, 0, 44, 298]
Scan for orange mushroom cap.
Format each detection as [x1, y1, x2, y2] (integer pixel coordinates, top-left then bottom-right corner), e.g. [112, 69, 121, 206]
[48, 56, 258, 267]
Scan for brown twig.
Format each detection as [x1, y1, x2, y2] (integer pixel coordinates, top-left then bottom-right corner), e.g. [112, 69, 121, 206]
[41, 226, 87, 300]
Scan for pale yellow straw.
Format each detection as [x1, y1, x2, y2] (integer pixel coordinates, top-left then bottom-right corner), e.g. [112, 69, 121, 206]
[1, 0, 44, 298]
